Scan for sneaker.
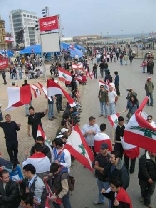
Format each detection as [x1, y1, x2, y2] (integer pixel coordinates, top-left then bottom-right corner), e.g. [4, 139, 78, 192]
[139, 196, 144, 202]
[93, 201, 104, 205]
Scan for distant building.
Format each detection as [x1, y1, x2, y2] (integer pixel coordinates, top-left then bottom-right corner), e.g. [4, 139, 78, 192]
[0, 17, 7, 50]
[73, 35, 100, 41]
[61, 37, 73, 43]
[10, 9, 40, 47]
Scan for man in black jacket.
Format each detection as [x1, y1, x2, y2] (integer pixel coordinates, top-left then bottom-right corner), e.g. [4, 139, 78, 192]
[138, 151, 156, 208]
[0, 169, 20, 208]
[0, 114, 20, 163]
[103, 151, 129, 190]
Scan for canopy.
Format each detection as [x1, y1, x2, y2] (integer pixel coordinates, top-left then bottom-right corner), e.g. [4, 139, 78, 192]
[0, 50, 14, 57]
[74, 44, 85, 52]
[20, 45, 41, 54]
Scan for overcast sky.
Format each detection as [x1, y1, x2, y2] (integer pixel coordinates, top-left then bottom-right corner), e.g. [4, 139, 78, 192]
[0, 0, 156, 37]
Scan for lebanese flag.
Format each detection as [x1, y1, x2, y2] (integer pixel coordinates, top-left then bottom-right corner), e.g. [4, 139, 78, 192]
[47, 79, 62, 97]
[124, 96, 156, 152]
[22, 152, 51, 173]
[94, 133, 112, 152]
[58, 67, 72, 82]
[5, 85, 31, 111]
[31, 84, 41, 98]
[5, 36, 14, 42]
[61, 88, 76, 107]
[121, 138, 139, 159]
[116, 188, 132, 208]
[64, 125, 94, 171]
[37, 125, 53, 162]
[89, 71, 94, 79]
[72, 63, 84, 70]
[108, 113, 119, 128]
[99, 79, 109, 91]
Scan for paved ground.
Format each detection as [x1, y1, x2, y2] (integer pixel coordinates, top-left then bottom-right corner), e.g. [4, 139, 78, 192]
[69, 58, 156, 208]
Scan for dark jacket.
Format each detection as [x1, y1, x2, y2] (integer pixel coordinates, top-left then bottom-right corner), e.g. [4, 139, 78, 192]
[114, 75, 119, 86]
[103, 159, 129, 189]
[0, 180, 20, 208]
[138, 151, 156, 181]
[30, 143, 51, 161]
[104, 74, 112, 83]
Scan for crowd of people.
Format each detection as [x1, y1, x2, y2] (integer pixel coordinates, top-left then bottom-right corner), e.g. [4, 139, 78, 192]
[0, 44, 155, 208]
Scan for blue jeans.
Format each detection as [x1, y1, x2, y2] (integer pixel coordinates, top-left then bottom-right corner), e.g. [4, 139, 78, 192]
[97, 179, 110, 203]
[52, 193, 72, 208]
[146, 92, 153, 105]
[109, 103, 116, 115]
[142, 66, 146, 73]
[19, 72, 22, 79]
[48, 103, 54, 119]
[100, 102, 108, 116]
[120, 59, 123, 65]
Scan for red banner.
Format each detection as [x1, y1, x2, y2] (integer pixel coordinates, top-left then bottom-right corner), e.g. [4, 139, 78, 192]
[0, 58, 9, 70]
[39, 15, 59, 32]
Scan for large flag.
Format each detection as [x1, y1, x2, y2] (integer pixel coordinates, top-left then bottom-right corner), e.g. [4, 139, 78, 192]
[121, 138, 139, 159]
[64, 125, 94, 171]
[31, 84, 41, 98]
[108, 113, 119, 128]
[58, 67, 72, 82]
[5, 85, 31, 111]
[61, 88, 76, 107]
[98, 79, 109, 91]
[47, 79, 62, 97]
[72, 63, 84, 70]
[124, 97, 156, 152]
[94, 133, 112, 152]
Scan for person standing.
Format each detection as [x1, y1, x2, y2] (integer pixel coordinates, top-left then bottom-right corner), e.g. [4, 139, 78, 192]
[99, 61, 105, 78]
[2, 71, 7, 85]
[27, 106, 48, 140]
[48, 96, 56, 121]
[22, 80, 32, 116]
[93, 63, 98, 79]
[123, 54, 128, 65]
[93, 143, 110, 205]
[55, 94, 64, 113]
[82, 116, 100, 156]
[114, 71, 120, 96]
[114, 116, 125, 159]
[145, 77, 154, 106]
[108, 85, 118, 115]
[147, 59, 154, 74]
[119, 53, 123, 65]
[0, 114, 20, 163]
[125, 95, 139, 120]
[0, 169, 20, 208]
[98, 85, 108, 117]
[138, 151, 156, 208]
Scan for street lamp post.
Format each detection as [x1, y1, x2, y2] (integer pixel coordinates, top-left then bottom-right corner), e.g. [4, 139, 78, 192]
[107, 32, 109, 45]
[121, 30, 123, 43]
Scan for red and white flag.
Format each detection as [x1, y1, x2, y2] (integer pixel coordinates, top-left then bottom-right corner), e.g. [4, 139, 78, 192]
[108, 113, 119, 128]
[5, 85, 31, 111]
[124, 97, 156, 152]
[47, 79, 62, 97]
[22, 152, 51, 174]
[64, 125, 94, 171]
[89, 71, 94, 79]
[38, 82, 48, 99]
[31, 84, 41, 98]
[72, 63, 84, 70]
[121, 138, 139, 159]
[5, 36, 14, 42]
[58, 67, 72, 82]
[99, 79, 109, 91]
[61, 88, 76, 107]
[94, 133, 112, 152]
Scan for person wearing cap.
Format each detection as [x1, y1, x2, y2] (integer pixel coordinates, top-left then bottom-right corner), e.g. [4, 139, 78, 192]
[82, 116, 100, 156]
[138, 151, 156, 208]
[93, 143, 110, 205]
[98, 85, 109, 117]
[114, 116, 125, 159]
[145, 77, 154, 106]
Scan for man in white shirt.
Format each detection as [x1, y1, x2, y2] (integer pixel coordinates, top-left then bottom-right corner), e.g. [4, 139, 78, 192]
[82, 116, 100, 156]
[108, 85, 118, 115]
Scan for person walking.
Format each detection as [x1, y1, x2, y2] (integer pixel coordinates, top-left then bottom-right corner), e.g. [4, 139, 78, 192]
[93, 143, 110, 205]
[0, 114, 20, 163]
[138, 151, 156, 208]
[27, 106, 48, 140]
[125, 95, 139, 120]
[108, 85, 118, 115]
[93, 63, 98, 79]
[145, 77, 154, 106]
[98, 85, 108, 117]
[99, 61, 105, 78]
[2, 71, 7, 85]
[114, 71, 120, 96]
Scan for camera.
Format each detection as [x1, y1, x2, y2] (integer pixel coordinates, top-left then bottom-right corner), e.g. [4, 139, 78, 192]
[126, 89, 132, 92]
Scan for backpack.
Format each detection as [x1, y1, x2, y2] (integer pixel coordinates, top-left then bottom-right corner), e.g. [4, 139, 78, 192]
[61, 172, 75, 192]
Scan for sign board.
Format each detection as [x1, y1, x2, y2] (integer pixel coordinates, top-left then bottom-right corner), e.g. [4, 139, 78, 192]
[39, 15, 59, 32]
[40, 32, 60, 52]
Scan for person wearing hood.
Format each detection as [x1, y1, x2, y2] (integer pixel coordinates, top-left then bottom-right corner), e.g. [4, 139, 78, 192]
[103, 150, 129, 190]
